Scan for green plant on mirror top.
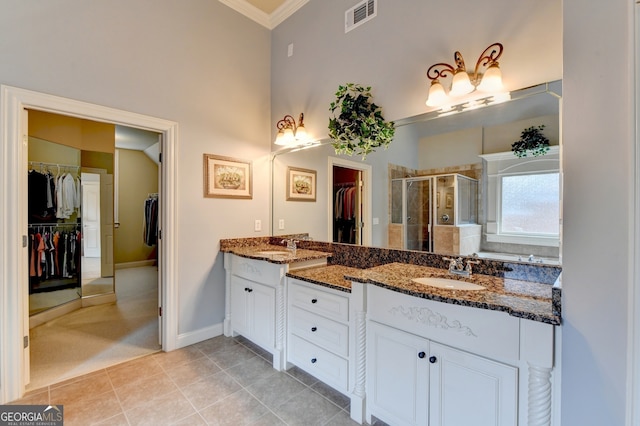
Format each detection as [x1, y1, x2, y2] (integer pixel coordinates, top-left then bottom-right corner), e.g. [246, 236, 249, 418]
[511, 124, 550, 158]
[328, 83, 395, 159]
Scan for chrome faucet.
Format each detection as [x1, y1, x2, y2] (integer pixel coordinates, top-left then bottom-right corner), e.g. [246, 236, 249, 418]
[443, 257, 480, 277]
[281, 238, 298, 254]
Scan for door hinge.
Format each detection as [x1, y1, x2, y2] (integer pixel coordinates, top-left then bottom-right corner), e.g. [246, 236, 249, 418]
[159, 152, 162, 163]
[158, 307, 162, 316]
[22, 235, 27, 248]
[23, 335, 29, 348]
[158, 229, 162, 240]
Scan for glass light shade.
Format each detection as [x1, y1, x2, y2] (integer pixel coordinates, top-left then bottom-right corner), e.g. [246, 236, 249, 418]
[295, 125, 308, 142]
[275, 128, 295, 146]
[426, 80, 448, 107]
[477, 63, 503, 92]
[449, 70, 474, 96]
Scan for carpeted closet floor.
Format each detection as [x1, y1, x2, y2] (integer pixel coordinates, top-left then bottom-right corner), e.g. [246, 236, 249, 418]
[27, 266, 160, 391]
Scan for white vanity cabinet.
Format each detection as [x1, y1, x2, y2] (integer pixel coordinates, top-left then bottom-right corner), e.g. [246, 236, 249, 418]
[287, 278, 350, 389]
[366, 284, 556, 426]
[224, 253, 288, 370]
[286, 277, 368, 424]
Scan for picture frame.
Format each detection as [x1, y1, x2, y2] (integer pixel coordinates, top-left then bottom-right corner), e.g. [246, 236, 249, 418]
[286, 166, 316, 201]
[203, 154, 252, 199]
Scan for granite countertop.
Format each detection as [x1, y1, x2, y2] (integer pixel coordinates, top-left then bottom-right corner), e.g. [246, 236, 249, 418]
[286, 264, 367, 293]
[290, 262, 560, 325]
[222, 244, 332, 264]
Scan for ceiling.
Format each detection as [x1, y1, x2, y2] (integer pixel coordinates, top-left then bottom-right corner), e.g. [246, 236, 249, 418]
[219, 0, 308, 29]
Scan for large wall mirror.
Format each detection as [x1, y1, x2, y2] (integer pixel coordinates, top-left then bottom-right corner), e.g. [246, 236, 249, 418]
[272, 80, 561, 265]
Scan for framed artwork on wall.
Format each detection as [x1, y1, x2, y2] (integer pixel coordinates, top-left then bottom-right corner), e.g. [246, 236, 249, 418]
[286, 166, 316, 201]
[203, 154, 252, 199]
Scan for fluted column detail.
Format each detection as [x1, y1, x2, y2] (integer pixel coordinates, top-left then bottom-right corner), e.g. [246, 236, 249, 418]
[528, 362, 552, 426]
[353, 310, 367, 398]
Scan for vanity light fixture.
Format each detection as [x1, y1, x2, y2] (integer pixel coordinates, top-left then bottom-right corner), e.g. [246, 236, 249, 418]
[274, 113, 308, 146]
[426, 42, 504, 107]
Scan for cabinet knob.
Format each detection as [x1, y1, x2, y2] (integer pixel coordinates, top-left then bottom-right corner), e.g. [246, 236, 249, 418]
[247, 288, 253, 293]
[311, 358, 317, 364]
[418, 351, 426, 359]
[429, 356, 437, 364]
[311, 298, 318, 304]
[244, 287, 249, 292]
[311, 327, 317, 332]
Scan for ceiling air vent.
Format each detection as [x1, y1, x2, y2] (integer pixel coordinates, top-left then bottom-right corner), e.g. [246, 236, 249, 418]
[345, 0, 377, 33]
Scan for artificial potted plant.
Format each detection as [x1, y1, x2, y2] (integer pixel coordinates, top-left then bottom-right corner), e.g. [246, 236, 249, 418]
[511, 124, 550, 158]
[328, 83, 395, 159]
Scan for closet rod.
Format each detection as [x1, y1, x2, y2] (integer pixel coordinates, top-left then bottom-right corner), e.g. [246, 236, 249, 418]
[29, 222, 80, 227]
[28, 161, 81, 170]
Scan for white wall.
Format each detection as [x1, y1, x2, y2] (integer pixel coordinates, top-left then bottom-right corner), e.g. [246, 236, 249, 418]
[0, 1, 271, 337]
[562, 0, 633, 424]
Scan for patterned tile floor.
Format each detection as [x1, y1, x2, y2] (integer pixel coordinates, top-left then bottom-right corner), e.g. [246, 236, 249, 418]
[10, 335, 388, 425]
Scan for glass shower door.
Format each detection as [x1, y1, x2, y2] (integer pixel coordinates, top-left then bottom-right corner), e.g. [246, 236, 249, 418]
[404, 177, 433, 251]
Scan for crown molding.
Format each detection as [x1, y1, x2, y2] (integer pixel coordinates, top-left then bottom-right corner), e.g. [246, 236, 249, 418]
[219, 0, 308, 29]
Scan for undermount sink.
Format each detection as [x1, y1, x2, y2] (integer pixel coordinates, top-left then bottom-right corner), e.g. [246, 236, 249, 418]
[254, 250, 291, 256]
[412, 277, 486, 291]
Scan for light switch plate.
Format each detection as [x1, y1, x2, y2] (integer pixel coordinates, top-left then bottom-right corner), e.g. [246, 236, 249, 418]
[254, 219, 262, 232]
[278, 219, 285, 230]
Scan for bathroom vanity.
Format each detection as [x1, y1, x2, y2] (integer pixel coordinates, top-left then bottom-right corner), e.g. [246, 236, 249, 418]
[221, 238, 561, 426]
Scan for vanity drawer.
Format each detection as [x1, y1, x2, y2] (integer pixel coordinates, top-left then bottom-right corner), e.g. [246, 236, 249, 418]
[289, 306, 349, 357]
[288, 334, 348, 392]
[289, 279, 349, 322]
[367, 284, 520, 362]
[231, 255, 282, 285]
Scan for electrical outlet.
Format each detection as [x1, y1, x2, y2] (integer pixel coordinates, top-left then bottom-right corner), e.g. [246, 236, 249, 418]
[254, 219, 262, 232]
[278, 219, 285, 230]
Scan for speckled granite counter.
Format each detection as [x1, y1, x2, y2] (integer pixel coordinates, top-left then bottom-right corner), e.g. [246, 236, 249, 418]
[289, 262, 559, 325]
[286, 264, 366, 293]
[221, 243, 331, 265]
[221, 236, 561, 325]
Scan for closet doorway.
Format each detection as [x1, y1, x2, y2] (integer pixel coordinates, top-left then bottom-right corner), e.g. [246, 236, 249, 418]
[328, 157, 372, 246]
[0, 85, 178, 403]
[26, 110, 163, 390]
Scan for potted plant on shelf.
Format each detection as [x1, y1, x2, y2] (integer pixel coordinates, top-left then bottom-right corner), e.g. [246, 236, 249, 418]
[328, 83, 395, 159]
[511, 124, 550, 158]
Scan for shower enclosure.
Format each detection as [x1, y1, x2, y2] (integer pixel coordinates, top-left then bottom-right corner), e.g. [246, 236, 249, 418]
[390, 173, 479, 254]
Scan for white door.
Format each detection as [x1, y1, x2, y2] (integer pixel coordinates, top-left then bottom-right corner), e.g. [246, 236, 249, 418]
[81, 173, 101, 258]
[429, 342, 518, 426]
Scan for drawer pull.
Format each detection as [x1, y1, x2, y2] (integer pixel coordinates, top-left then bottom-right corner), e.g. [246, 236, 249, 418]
[418, 351, 426, 359]
[311, 358, 317, 364]
[429, 356, 437, 364]
[311, 298, 318, 304]
[311, 326, 317, 332]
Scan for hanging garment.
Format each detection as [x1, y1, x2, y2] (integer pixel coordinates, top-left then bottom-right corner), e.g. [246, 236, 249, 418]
[144, 196, 158, 246]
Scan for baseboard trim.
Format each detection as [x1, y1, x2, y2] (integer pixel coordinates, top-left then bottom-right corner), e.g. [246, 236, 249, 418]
[115, 260, 157, 270]
[176, 323, 223, 349]
[82, 293, 117, 307]
[29, 300, 82, 329]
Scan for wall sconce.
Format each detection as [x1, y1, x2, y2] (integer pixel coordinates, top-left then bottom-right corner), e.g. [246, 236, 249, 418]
[274, 113, 308, 146]
[425, 42, 504, 107]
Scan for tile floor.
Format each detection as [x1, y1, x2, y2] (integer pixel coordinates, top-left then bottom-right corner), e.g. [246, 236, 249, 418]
[10, 335, 388, 425]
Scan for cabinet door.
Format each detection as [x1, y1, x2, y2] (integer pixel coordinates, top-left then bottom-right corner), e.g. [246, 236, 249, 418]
[230, 275, 250, 336]
[367, 321, 429, 426]
[429, 342, 518, 426]
[249, 279, 276, 350]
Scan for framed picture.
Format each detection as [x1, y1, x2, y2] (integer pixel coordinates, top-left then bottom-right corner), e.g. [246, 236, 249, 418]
[203, 154, 252, 199]
[286, 166, 316, 201]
